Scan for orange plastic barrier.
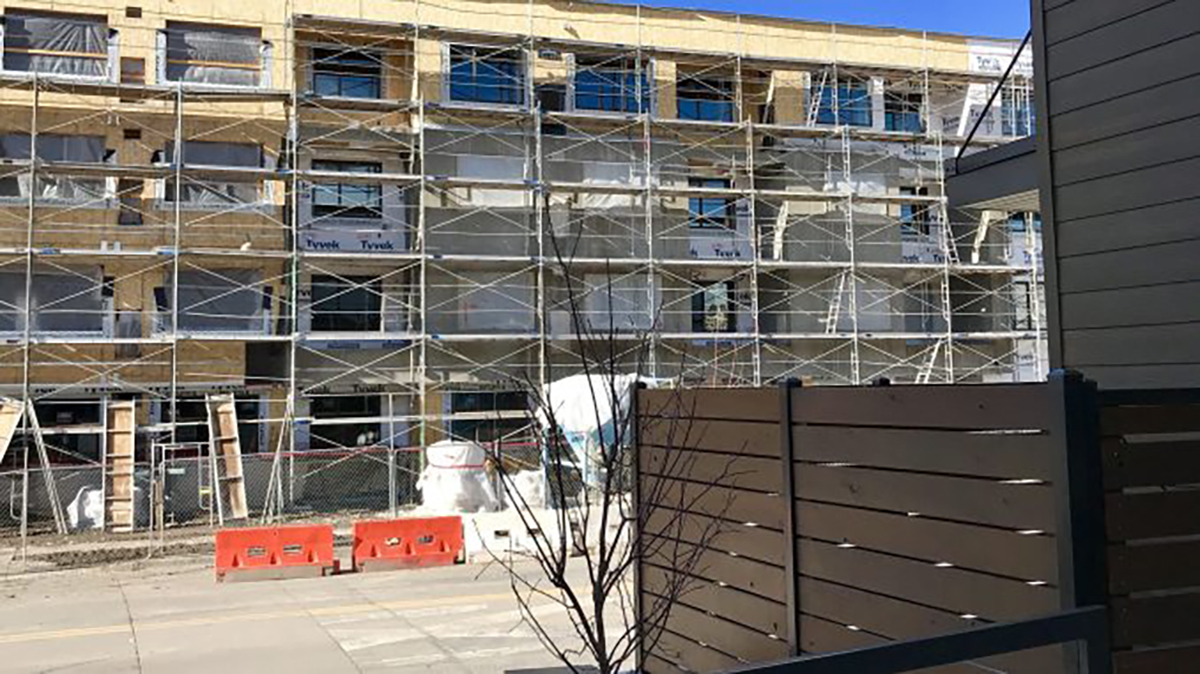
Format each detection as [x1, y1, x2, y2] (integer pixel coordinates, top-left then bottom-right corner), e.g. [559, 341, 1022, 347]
[352, 516, 464, 572]
[215, 524, 336, 582]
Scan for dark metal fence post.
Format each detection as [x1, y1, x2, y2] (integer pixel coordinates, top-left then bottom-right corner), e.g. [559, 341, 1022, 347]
[631, 380, 647, 672]
[1049, 369, 1111, 674]
[780, 378, 802, 657]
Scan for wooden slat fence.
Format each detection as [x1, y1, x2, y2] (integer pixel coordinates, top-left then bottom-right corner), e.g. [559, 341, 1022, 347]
[635, 377, 1108, 674]
[787, 383, 1066, 674]
[1099, 390, 1200, 674]
[637, 388, 789, 674]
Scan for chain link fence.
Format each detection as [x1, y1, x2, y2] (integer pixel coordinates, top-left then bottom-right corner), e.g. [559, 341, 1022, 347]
[0, 446, 435, 572]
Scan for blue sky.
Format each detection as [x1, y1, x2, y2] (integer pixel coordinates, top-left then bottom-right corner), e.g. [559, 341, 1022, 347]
[606, 1, 1031, 39]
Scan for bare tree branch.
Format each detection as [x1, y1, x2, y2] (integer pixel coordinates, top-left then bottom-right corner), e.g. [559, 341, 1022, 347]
[472, 197, 745, 674]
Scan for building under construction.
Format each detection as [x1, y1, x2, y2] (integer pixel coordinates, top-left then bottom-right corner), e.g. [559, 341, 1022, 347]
[0, 0, 1041, 530]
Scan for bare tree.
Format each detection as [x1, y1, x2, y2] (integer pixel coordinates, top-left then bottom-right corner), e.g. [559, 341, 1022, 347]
[479, 202, 747, 673]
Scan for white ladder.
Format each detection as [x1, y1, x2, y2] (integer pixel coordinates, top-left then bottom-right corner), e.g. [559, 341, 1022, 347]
[824, 271, 848, 334]
[916, 338, 944, 385]
[807, 71, 829, 126]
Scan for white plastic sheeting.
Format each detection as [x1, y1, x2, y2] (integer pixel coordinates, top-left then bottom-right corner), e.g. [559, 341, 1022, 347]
[0, 269, 106, 334]
[538, 373, 659, 484]
[163, 140, 263, 205]
[456, 271, 535, 333]
[67, 486, 103, 531]
[417, 440, 501, 513]
[165, 22, 262, 87]
[503, 469, 545, 510]
[166, 268, 266, 334]
[0, 134, 108, 201]
[582, 273, 654, 331]
[3, 11, 108, 77]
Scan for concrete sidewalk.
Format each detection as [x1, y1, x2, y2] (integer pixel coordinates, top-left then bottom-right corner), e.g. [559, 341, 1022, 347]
[0, 556, 595, 673]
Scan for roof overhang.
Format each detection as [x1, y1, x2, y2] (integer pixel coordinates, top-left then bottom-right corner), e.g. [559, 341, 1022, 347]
[945, 136, 1040, 212]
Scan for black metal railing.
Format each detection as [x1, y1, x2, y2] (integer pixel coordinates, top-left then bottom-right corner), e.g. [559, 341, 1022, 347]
[732, 606, 1111, 674]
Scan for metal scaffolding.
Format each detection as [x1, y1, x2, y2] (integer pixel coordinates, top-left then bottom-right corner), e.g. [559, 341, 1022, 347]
[0, 0, 1043, 540]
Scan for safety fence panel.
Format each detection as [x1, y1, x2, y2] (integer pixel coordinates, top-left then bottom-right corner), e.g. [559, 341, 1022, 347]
[0, 447, 429, 571]
[1099, 390, 1200, 674]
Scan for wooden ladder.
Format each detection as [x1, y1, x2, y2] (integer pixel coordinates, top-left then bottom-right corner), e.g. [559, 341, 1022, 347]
[105, 401, 137, 532]
[207, 394, 248, 522]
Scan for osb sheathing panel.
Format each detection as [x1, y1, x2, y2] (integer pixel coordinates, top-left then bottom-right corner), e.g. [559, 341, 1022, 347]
[0, 107, 287, 252]
[653, 59, 676, 120]
[1, 0, 990, 81]
[297, 0, 981, 72]
[770, 70, 808, 125]
[0, 0, 1004, 127]
[294, 30, 415, 104]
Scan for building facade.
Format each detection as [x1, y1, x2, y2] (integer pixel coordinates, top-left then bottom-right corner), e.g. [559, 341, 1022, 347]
[0, 0, 1040, 471]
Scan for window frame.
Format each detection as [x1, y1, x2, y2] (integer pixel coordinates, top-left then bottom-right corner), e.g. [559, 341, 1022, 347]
[899, 186, 932, 237]
[691, 280, 738, 333]
[155, 268, 270, 335]
[688, 177, 736, 230]
[676, 73, 736, 122]
[309, 274, 383, 333]
[884, 88, 925, 133]
[159, 22, 269, 89]
[1, 9, 117, 82]
[815, 76, 874, 128]
[0, 268, 110, 337]
[310, 159, 384, 221]
[571, 54, 652, 115]
[445, 42, 527, 107]
[1001, 85, 1033, 138]
[447, 389, 530, 444]
[159, 140, 267, 210]
[0, 132, 112, 206]
[307, 393, 384, 450]
[310, 46, 382, 99]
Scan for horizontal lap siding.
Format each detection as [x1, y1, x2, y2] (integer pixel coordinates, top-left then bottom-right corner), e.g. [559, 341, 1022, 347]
[1043, 0, 1200, 386]
[640, 417, 780, 457]
[1100, 397, 1200, 671]
[642, 563, 787, 637]
[794, 424, 1055, 480]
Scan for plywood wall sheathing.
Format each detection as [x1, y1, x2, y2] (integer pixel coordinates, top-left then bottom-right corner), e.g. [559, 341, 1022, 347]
[105, 401, 137, 532]
[207, 394, 248, 520]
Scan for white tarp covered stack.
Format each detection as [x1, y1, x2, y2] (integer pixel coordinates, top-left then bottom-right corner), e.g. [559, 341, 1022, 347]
[537, 373, 657, 485]
[417, 440, 501, 513]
